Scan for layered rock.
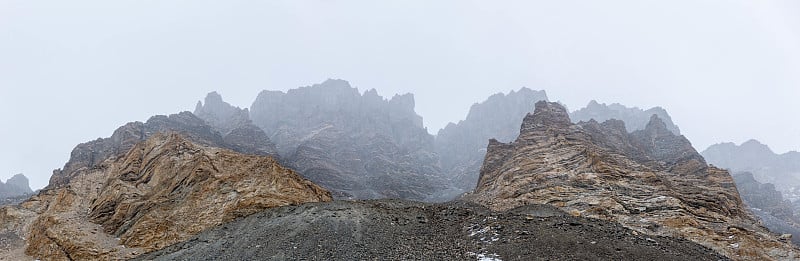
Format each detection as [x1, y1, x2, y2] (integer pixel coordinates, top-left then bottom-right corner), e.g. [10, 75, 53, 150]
[469, 101, 798, 260]
[435, 88, 548, 192]
[570, 100, 681, 135]
[250, 79, 451, 201]
[194, 92, 278, 157]
[46, 112, 280, 190]
[1, 132, 331, 260]
[0, 174, 33, 198]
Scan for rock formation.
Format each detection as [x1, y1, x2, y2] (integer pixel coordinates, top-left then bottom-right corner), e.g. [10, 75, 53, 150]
[702, 140, 800, 197]
[194, 92, 278, 157]
[570, 100, 681, 135]
[435, 88, 548, 193]
[46, 111, 281, 191]
[468, 101, 798, 260]
[249, 79, 451, 201]
[1, 117, 331, 260]
[0, 174, 33, 198]
[733, 172, 800, 245]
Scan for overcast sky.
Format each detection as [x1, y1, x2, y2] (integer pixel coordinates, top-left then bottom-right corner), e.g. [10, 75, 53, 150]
[1, 0, 798, 189]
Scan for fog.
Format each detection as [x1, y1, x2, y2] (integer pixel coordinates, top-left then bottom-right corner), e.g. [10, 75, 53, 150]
[1, 0, 798, 189]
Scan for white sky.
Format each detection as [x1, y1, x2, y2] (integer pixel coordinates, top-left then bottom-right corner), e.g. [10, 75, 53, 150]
[1, 0, 799, 189]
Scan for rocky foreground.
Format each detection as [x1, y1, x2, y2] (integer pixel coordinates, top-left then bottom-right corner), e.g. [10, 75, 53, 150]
[0, 130, 330, 260]
[135, 199, 726, 261]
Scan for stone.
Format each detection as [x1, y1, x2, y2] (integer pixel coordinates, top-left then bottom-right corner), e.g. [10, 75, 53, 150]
[249, 79, 452, 201]
[468, 101, 799, 260]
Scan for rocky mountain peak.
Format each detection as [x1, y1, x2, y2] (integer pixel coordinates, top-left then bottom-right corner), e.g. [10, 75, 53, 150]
[193, 91, 251, 135]
[644, 114, 669, 133]
[249, 80, 444, 201]
[469, 101, 798, 259]
[570, 100, 681, 135]
[0, 174, 33, 198]
[5, 174, 31, 193]
[521, 101, 572, 132]
[2, 132, 331, 260]
[435, 88, 548, 193]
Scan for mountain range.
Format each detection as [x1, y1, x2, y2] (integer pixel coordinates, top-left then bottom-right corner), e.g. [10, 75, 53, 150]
[1, 79, 797, 260]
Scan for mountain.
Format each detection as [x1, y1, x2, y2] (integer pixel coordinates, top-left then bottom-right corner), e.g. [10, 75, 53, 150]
[249, 79, 452, 201]
[136, 199, 725, 261]
[468, 101, 798, 260]
[435, 88, 548, 192]
[570, 100, 681, 135]
[0, 116, 331, 260]
[702, 140, 800, 196]
[0, 174, 32, 198]
[733, 172, 800, 245]
[194, 92, 279, 157]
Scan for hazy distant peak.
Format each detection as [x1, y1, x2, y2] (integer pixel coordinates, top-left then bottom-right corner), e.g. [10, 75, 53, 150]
[570, 101, 680, 135]
[645, 114, 668, 132]
[741, 139, 773, 152]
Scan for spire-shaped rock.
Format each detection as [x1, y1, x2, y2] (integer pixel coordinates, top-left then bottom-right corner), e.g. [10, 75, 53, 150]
[6, 174, 31, 194]
[520, 101, 572, 133]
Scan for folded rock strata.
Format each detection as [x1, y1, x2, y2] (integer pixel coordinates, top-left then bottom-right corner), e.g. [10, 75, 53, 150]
[1, 126, 330, 260]
[468, 101, 798, 260]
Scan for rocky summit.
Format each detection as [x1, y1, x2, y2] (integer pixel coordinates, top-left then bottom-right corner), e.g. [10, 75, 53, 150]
[436, 88, 549, 193]
[0, 174, 33, 199]
[703, 140, 800, 198]
[249, 79, 453, 201]
[0, 123, 330, 260]
[194, 92, 279, 157]
[570, 100, 681, 135]
[468, 101, 798, 260]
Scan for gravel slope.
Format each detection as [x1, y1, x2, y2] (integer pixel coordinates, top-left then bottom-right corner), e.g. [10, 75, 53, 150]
[136, 199, 726, 261]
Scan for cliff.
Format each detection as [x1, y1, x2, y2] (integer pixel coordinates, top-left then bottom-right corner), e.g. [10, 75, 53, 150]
[435, 88, 548, 192]
[249, 79, 452, 201]
[469, 101, 798, 260]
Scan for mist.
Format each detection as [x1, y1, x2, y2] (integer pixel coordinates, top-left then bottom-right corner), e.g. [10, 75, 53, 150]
[1, 0, 799, 189]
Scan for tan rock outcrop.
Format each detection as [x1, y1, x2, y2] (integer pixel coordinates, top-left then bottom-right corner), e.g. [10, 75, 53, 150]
[469, 101, 799, 260]
[2, 133, 331, 260]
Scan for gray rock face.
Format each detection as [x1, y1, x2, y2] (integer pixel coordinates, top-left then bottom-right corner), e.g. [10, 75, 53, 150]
[193, 91, 251, 135]
[570, 100, 681, 135]
[194, 92, 278, 157]
[733, 172, 800, 246]
[249, 79, 450, 201]
[435, 88, 548, 192]
[702, 140, 800, 195]
[0, 174, 32, 198]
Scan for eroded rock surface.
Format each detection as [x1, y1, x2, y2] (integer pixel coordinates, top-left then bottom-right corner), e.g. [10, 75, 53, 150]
[250, 79, 452, 201]
[1, 131, 330, 260]
[194, 92, 278, 157]
[436, 88, 548, 193]
[733, 172, 800, 245]
[468, 101, 798, 260]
